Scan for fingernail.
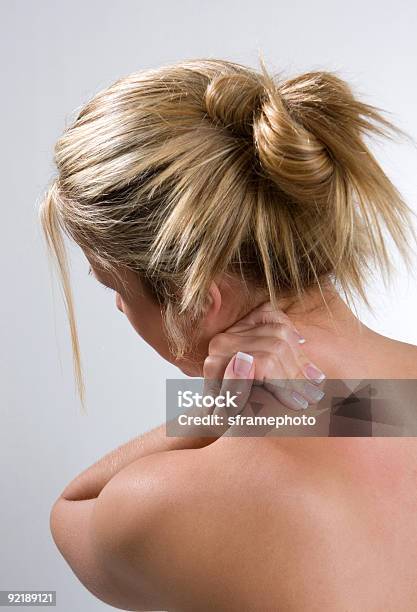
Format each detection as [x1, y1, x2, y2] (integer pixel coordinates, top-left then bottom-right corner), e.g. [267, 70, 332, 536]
[293, 329, 306, 344]
[306, 386, 325, 402]
[289, 329, 306, 345]
[233, 352, 254, 377]
[291, 391, 309, 409]
[296, 333, 306, 344]
[304, 363, 326, 384]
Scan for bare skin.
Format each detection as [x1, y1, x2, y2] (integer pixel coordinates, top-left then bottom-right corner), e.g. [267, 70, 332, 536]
[50, 263, 417, 611]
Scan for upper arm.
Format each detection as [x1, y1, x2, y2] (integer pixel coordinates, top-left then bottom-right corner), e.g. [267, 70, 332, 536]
[88, 448, 216, 611]
[51, 447, 222, 611]
[88, 451, 181, 610]
[89, 443, 279, 612]
[52, 442, 278, 611]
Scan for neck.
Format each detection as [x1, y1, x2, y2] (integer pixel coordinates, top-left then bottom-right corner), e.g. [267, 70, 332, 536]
[187, 279, 379, 380]
[277, 283, 376, 379]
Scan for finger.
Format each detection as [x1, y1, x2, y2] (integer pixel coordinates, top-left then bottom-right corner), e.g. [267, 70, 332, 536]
[251, 350, 326, 409]
[251, 350, 306, 409]
[255, 325, 326, 386]
[227, 301, 304, 339]
[212, 352, 255, 420]
[212, 326, 326, 387]
[203, 350, 239, 409]
[206, 342, 326, 408]
[210, 334, 304, 383]
[264, 379, 325, 410]
[222, 322, 305, 345]
[202, 355, 223, 409]
[225, 384, 329, 438]
[223, 322, 309, 369]
[209, 332, 301, 366]
[207, 333, 325, 407]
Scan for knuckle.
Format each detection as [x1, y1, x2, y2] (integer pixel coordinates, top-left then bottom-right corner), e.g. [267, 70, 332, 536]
[269, 338, 287, 357]
[279, 324, 294, 343]
[260, 352, 279, 373]
[264, 322, 284, 337]
[208, 332, 229, 354]
[203, 355, 221, 378]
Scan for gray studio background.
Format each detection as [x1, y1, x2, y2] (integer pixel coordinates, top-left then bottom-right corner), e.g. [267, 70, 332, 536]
[1, 1, 417, 610]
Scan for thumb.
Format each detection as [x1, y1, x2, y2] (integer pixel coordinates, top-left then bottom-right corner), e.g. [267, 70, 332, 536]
[213, 352, 255, 419]
[224, 351, 255, 380]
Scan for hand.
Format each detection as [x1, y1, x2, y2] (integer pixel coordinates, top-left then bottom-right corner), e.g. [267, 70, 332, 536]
[203, 301, 326, 411]
[204, 350, 330, 438]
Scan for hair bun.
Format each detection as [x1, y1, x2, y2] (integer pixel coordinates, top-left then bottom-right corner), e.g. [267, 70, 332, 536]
[252, 71, 372, 206]
[204, 71, 264, 138]
[204, 69, 357, 209]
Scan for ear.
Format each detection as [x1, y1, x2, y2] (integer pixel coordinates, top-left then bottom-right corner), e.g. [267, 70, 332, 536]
[204, 281, 222, 322]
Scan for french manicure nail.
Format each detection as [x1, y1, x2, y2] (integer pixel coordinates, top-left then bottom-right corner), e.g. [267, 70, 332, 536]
[293, 329, 306, 344]
[307, 387, 325, 402]
[233, 351, 254, 377]
[304, 363, 326, 384]
[291, 391, 309, 410]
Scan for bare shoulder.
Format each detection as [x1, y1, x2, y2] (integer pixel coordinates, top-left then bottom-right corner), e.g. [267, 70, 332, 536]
[90, 437, 417, 611]
[91, 438, 294, 611]
[92, 437, 285, 555]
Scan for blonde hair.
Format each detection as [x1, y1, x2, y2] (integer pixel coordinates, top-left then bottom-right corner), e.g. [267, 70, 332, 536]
[40, 57, 416, 406]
